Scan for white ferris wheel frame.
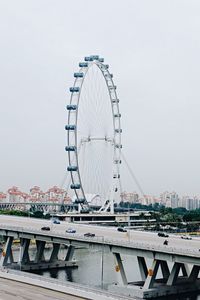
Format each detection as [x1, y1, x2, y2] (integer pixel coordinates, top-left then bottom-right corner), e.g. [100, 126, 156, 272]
[65, 55, 122, 212]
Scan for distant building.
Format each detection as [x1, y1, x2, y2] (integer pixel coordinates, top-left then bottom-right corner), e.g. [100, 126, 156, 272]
[0, 192, 7, 202]
[160, 191, 179, 208]
[7, 186, 23, 203]
[120, 191, 139, 203]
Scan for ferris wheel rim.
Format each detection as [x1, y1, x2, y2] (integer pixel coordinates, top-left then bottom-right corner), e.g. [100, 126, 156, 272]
[66, 56, 122, 207]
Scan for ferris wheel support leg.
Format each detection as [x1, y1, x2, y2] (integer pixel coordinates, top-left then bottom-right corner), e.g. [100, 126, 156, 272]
[99, 199, 114, 214]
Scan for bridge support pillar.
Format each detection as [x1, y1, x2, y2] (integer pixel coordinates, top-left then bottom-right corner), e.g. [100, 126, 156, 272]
[143, 259, 160, 289]
[167, 262, 189, 286]
[113, 252, 128, 285]
[34, 240, 46, 263]
[160, 260, 170, 280]
[0, 236, 14, 266]
[20, 238, 30, 264]
[49, 243, 60, 262]
[137, 256, 148, 281]
[188, 265, 200, 282]
[65, 245, 75, 262]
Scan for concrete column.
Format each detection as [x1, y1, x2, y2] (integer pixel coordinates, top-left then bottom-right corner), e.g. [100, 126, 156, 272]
[181, 263, 190, 277]
[65, 245, 75, 262]
[188, 265, 200, 282]
[160, 260, 170, 280]
[34, 240, 46, 263]
[0, 236, 14, 266]
[137, 256, 148, 281]
[49, 243, 60, 262]
[113, 252, 128, 285]
[167, 262, 181, 286]
[143, 259, 160, 289]
[20, 238, 30, 264]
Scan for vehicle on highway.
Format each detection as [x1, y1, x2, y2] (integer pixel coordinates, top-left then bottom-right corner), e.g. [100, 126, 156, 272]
[84, 232, 95, 237]
[66, 228, 76, 234]
[41, 226, 50, 231]
[158, 232, 169, 238]
[163, 240, 168, 245]
[117, 227, 127, 232]
[53, 219, 60, 224]
[181, 235, 192, 240]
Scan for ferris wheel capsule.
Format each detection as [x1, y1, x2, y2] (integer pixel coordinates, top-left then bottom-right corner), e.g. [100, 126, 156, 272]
[70, 183, 81, 189]
[69, 87, 80, 92]
[90, 55, 99, 60]
[65, 125, 76, 130]
[115, 129, 122, 133]
[74, 72, 84, 78]
[66, 104, 77, 110]
[67, 166, 78, 171]
[65, 146, 76, 151]
[79, 62, 88, 68]
[115, 144, 122, 149]
[84, 56, 93, 62]
[75, 198, 86, 204]
[114, 159, 122, 164]
[112, 99, 119, 103]
[114, 113, 121, 118]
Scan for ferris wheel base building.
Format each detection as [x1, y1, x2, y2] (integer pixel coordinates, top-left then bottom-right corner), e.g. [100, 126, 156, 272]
[54, 211, 154, 225]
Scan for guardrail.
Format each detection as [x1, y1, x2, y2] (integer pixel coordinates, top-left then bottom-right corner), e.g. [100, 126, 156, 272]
[0, 223, 200, 259]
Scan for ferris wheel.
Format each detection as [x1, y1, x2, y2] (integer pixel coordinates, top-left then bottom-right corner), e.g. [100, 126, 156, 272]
[65, 55, 122, 213]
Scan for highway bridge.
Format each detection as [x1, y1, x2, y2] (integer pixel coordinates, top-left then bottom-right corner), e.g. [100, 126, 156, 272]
[0, 215, 200, 298]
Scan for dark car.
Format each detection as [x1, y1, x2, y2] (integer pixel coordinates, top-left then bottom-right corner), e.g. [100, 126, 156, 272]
[181, 235, 192, 240]
[66, 228, 76, 233]
[84, 232, 95, 237]
[117, 227, 127, 232]
[163, 240, 168, 245]
[158, 232, 169, 237]
[41, 226, 50, 231]
[53, 219, 60, 224]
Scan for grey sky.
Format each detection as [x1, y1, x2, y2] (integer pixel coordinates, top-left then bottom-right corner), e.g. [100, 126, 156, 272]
[0, 0, 200, 195]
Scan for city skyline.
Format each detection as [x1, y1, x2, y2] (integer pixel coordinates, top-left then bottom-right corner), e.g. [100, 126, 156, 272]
[1, 186, 200, 210]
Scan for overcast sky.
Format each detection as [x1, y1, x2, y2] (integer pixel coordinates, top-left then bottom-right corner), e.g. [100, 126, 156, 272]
[0, 0, 200, 196]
